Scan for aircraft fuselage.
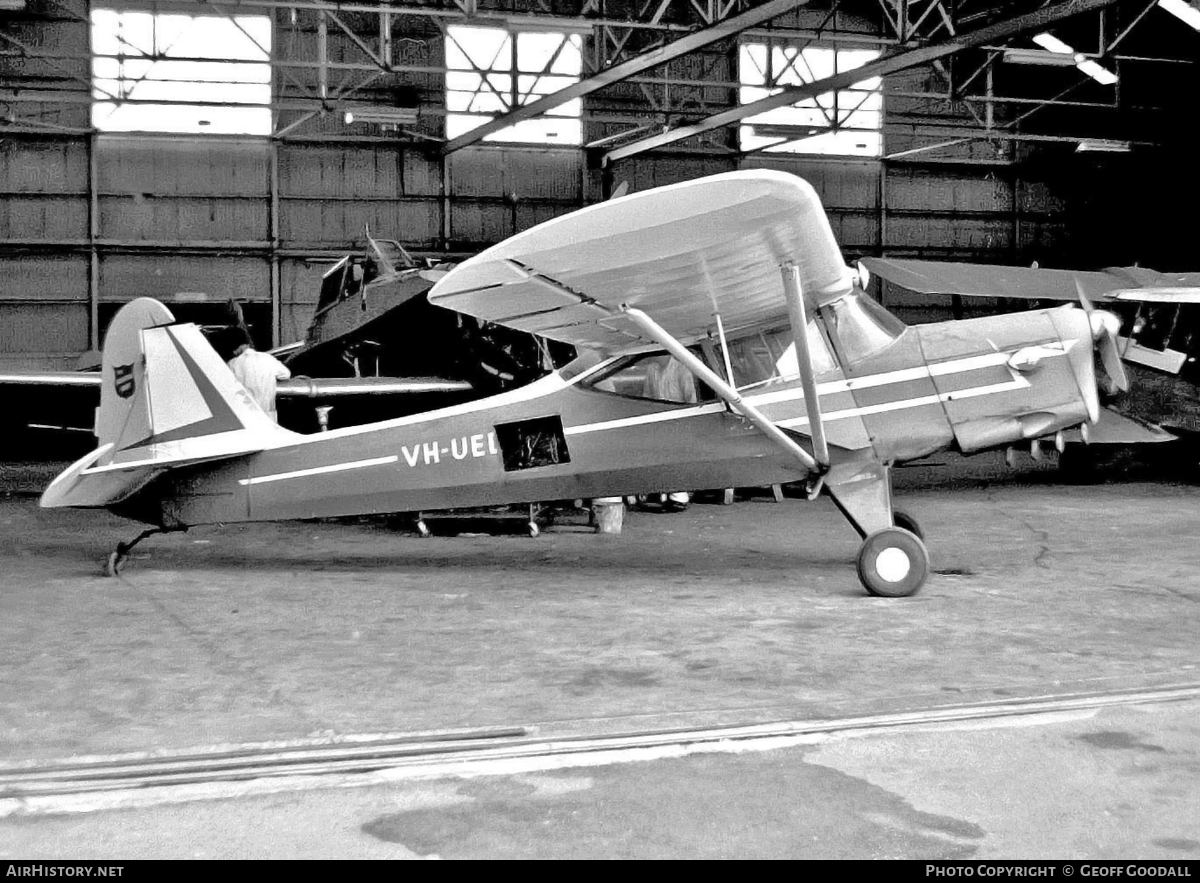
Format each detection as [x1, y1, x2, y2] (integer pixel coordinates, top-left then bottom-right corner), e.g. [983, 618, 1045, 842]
[117, 304, 1097, 530]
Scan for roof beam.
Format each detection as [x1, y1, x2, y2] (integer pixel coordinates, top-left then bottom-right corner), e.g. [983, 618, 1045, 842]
[605, 0, 1119, 164]
[440, 0, 814, 154]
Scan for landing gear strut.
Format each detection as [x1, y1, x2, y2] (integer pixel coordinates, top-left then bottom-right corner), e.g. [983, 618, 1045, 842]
[103, 527, 180, 577]
[826, 462, 929, 597]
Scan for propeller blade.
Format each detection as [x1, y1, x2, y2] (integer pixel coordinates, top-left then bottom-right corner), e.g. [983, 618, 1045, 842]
[1075, 278, 1095, 316]
[1100, 331, 1130, 392]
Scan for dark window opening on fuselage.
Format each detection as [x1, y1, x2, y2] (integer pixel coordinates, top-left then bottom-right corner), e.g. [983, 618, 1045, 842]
[494, 415, 571, 471]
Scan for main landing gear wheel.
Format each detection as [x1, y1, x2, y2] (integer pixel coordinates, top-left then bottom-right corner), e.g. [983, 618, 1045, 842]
[892, 508, 924, 541]
[856, 527, 929, 597]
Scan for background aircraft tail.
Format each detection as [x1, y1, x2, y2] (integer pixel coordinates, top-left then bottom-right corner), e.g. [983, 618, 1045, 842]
[42, 298, 289, 509]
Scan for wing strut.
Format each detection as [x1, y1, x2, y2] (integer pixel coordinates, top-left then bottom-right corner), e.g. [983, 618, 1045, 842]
[781, 263, 830, 468]
[619, 306, 823, 479]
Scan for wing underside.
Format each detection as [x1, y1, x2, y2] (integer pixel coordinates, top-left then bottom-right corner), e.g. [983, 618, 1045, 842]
[428, 170, 855, 355]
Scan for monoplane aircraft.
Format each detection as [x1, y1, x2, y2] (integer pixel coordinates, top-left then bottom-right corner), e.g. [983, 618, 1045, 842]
[41, 170, 1114, 596]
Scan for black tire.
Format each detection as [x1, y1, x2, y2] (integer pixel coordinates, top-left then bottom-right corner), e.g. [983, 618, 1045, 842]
[892, 508, 924, 541]
[856, 528, 929, 598]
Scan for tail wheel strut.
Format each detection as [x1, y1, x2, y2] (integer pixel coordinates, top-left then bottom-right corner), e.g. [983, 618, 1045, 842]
[102, 526, 181, 577]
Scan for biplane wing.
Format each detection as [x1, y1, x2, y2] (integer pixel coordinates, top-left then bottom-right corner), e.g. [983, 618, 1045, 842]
[428, 169, 855, 354]
[1112, 289, 1200, 304]
[861, 258, 1200, 305]
[859, 258, 1120, 302]
[0, 372, 470, 396]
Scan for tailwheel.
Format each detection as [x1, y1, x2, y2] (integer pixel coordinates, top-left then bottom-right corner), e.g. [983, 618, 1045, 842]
[856, 527, 929, 597]
[103, 549, 125, 578]
[892, 508, 924, 541]
[100, 526, 173, 578]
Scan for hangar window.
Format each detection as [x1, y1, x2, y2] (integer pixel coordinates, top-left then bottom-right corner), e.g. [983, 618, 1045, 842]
[444, 26, 583, 145]
[91, 8, 272, 136]
[738, 43, 881, 157]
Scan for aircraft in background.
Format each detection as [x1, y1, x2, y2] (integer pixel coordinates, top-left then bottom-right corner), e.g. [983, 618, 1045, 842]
[860, 258, 1200, 450]
[41, 170, 1116, 597]
[0, 229, 571, 452]
[279, 229, 573, 431]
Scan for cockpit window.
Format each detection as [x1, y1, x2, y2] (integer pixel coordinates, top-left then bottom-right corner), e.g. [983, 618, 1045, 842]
[316, 257, 352, 313]
[580, 350, 714, 403]
[717, 322, 838, 391]
[820, 293, 904, 363]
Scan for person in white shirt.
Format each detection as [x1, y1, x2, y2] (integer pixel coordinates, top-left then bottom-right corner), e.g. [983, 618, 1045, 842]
[227, 333, 291, 423]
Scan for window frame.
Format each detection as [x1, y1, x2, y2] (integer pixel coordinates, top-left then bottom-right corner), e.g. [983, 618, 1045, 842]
[444, 24, 584, 147]
[90, 6, 273, 137]
[737, 39, 883, 157]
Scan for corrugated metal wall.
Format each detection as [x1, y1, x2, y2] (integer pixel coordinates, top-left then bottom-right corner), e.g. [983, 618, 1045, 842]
[0, 9, 1104, 369]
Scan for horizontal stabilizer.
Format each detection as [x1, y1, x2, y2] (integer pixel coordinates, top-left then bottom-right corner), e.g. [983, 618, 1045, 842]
[40, 442, 259, 509]
[1062, 408, 1177, 446]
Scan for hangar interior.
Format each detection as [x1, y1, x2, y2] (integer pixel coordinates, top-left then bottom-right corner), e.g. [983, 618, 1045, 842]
[1, 0, 1196, 369]
[2, 0, 1200, 860]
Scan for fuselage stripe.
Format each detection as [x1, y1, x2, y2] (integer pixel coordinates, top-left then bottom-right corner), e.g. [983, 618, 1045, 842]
[238, 455, 399, 486]
[774, 378, 1030, 428]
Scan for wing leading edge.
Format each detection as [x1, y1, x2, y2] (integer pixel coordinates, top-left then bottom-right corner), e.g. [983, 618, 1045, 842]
[428, 170, 856, 355]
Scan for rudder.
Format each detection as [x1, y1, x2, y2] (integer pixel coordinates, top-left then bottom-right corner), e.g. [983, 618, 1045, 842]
[95, 298, 284, 468]
[42, 299, 288, 509]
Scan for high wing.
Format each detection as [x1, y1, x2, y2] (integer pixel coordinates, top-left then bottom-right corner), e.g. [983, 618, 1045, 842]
[428, 169, 855, 355]
[859, 258, 1120, 302]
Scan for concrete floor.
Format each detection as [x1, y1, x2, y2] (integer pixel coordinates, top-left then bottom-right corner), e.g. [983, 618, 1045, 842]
[1, 453, 1199, 857]
[3, 698, 1200, 859]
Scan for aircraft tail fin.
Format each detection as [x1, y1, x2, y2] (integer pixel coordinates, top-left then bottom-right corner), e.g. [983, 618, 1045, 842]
[42, 298, 290, 509]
